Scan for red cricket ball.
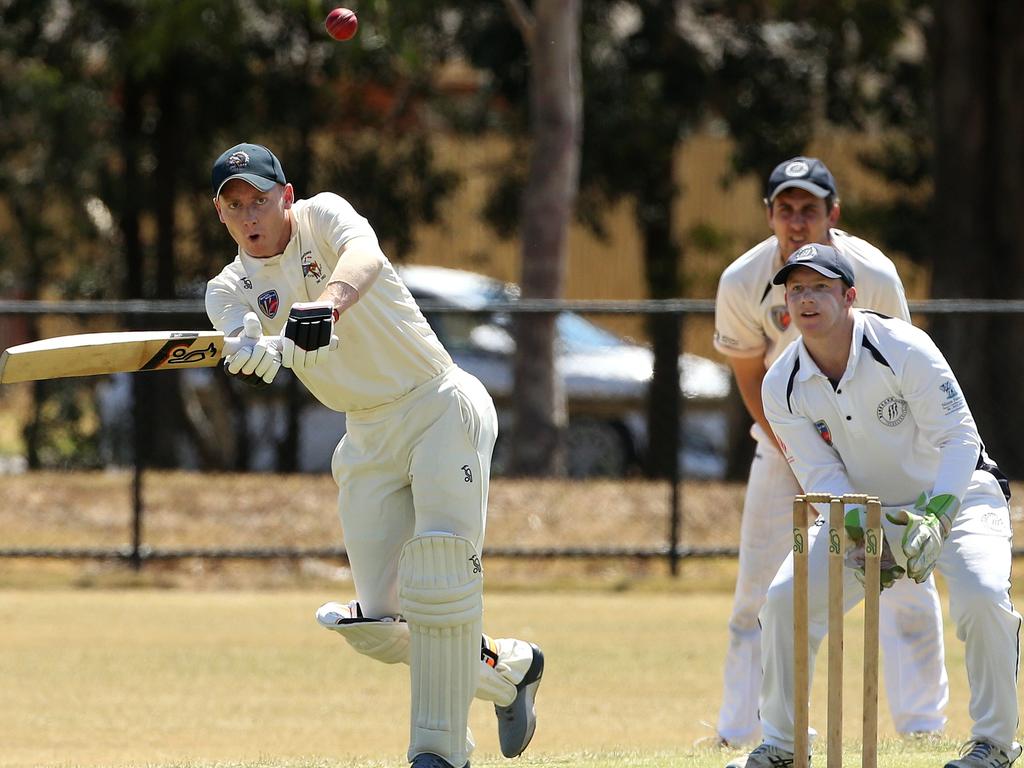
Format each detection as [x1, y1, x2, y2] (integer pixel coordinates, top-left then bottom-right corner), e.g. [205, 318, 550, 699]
[325, 7, 358, 41]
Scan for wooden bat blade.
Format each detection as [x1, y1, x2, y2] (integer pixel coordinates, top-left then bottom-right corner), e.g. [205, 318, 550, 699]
[0, 331, 231, 383]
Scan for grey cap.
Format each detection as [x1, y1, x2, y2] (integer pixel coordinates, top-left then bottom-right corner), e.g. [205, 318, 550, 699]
[772, 243, 855, 286]
[765, 156, 837, 202]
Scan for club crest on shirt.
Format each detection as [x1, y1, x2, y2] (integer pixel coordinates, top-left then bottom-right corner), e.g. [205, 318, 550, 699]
[300, 250, 326, 283]
[876, 396, 908, 427]
[939, 380, 965, 415]
[771, 305, 791, 332]
[814, 419, 833, 446]
[257, 289, 280, 318]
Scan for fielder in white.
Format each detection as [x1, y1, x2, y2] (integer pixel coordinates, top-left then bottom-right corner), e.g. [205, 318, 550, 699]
[204, 143, 543, 768]
[729, 243, 1020, 768]
[712, 157, 947, 747]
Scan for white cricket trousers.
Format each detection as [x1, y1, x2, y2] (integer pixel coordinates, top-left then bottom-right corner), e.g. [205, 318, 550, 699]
[331, 366, 497, 617]
[716, 427, 948, 744]
[759, 471, 1020, 753]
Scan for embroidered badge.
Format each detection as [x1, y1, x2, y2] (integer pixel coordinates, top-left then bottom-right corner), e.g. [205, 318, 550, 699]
[876, 396, 908, 427]
[300, 251, 326, 283]
[939, 380, 965, 415]
[785, 160, 810, 177]
[814, 419, 833, 446]
[771, 305, 791, 332]
[257, 289, 280, 318]
[227, 151, 250, 169]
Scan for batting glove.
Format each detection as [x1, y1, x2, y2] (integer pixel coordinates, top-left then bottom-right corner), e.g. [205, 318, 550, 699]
[281, 300, 339, 372]
[843, 506, 905, 592]
[885, 492, 957, 583]
[223, 311, 282, 387]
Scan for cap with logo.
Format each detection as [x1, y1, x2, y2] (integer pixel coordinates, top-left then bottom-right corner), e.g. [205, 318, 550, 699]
[212, 143, 287, 197]
[765, 156, 837, 203]
[772, 242, 855, 287]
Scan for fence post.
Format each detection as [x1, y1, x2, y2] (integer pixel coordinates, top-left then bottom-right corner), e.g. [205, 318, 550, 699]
[668, 308, 683, 576]
[130, 374, 144, 570]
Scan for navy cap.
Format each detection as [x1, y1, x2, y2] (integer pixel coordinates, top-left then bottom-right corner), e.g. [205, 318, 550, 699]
[765, 156, 837, 203]
[212, 143, 287, 197]
[772, 243, 855, 287]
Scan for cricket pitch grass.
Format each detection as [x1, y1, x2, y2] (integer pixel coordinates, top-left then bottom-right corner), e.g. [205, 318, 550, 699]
[0, 588, 993, 768]
[0, 472, 1021, 767]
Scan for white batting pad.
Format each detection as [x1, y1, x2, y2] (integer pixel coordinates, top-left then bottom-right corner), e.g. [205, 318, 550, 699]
[399, 533, 483, 767]
[315, 601, 410, 664]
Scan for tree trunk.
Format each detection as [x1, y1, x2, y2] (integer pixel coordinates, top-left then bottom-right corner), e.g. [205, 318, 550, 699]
[930, 0, 1024, 473]
[639, 150, 683, 479]
[509, 0, 582, 476]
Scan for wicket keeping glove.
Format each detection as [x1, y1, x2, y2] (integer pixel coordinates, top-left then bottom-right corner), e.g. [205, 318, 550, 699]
[843, 506, 905, 592]
[223, 311, 282, 387]
[885, 493, 957, 583]
[281, 300, 339, 372]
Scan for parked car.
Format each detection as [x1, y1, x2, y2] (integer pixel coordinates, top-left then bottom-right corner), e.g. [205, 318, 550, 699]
[98, 265, 732, 478]
[397, 265, 732, 478]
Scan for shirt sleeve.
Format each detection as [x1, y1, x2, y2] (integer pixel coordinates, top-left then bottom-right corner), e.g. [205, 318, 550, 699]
[306, 193, 379, 269]
[714, 267, 768, 358]
[205, 272, 251, 336]
[854, 256, 911, 322]
[897, 328, 981, 501]
[762, 360, 857, 502]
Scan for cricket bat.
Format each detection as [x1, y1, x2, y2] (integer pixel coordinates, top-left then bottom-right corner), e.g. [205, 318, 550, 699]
[0, 331, 253, 384]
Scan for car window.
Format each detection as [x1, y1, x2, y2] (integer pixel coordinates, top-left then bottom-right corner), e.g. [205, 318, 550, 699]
[556, 312, 626, 352]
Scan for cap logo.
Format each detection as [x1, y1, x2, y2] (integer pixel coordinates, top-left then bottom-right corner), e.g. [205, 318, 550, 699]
[793, 244, 817, 262]
[226, 151, 250, 169]
[785, 160, 809, 178]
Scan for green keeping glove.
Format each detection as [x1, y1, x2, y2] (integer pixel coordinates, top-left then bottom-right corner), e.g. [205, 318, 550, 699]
[843, 507, 905, 592]
[885, 492, 958, 583]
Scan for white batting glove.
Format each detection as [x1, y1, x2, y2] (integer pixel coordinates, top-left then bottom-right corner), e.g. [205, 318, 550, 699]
[224, 311, 282, 387]
[885, 492, 957, 583]
[280, 301, 339, 372]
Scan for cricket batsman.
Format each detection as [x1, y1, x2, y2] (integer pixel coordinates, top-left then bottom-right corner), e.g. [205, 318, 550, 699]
[204, 142, 544, 768]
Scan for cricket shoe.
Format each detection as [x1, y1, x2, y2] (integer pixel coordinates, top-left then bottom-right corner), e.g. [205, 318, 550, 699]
[724, 742, 801, 768]
[944, 739, 1023, 768]
[410, 753, 468, 768]
[494, 642, 544, 757]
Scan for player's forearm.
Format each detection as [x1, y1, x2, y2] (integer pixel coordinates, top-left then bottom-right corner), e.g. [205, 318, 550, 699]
[321, 239, 385, 315]
[730, 356, 780, 449]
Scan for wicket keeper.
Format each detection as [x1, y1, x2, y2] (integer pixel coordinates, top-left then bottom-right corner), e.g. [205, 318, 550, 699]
[728, 244, 1020, 768]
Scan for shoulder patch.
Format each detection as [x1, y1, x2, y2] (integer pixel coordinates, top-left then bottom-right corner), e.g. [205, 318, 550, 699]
[939, 381, 965, 415]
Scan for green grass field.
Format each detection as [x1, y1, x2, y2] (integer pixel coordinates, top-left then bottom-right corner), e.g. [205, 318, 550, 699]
[0, 586, 993, 768]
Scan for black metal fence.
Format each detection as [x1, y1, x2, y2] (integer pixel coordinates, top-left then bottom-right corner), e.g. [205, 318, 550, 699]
[1, 297, 1021, 572]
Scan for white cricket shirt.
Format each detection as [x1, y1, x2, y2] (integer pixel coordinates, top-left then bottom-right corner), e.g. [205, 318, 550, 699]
[762, 310, 997, 507]
[714, 229, 910, 369]
[206, 192, 452, 412]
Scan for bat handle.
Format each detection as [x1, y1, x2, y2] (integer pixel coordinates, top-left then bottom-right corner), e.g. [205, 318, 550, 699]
[221, 334, 337, 359]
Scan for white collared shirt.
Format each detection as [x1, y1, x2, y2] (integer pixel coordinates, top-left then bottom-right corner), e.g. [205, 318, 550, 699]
[206, 192, 452, 413]
[713, 229, 910, 369]
[762, 310, 987, 506]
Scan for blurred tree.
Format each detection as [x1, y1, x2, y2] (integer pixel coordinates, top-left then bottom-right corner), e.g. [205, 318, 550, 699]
[500, 0, 582, 477]
[928, 0, 1024, 474]
[0, 1, 112, 467]
[0, 0, 462, 470]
